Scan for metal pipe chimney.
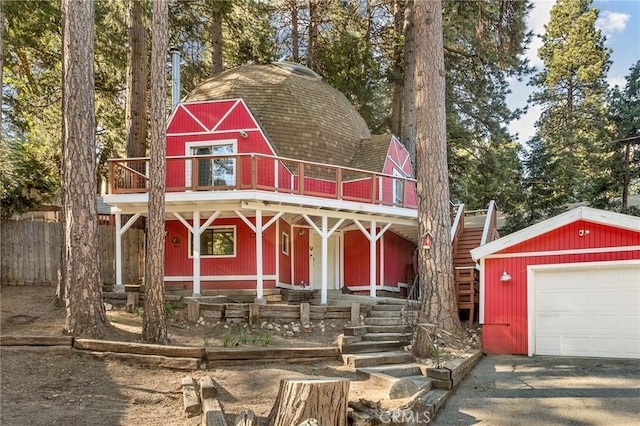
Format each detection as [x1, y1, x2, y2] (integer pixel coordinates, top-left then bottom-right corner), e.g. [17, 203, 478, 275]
[170, 49, 181, 111]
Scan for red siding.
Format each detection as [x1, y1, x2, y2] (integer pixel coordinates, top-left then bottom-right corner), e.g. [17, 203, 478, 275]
[383, 232, 414, 287]
[382, 137, 417, 206]
[164, 216, 277, 290]
[344, 230, 381, 286]
[483, 220, 640, 354]
[293, 228, 310, 286]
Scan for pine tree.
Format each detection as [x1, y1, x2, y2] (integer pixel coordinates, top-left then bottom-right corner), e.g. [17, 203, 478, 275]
[143, 0, 168, 344]
[525, 0, 610, 221]
[413, 0, 460, 332]
[61, 0, 108, 337]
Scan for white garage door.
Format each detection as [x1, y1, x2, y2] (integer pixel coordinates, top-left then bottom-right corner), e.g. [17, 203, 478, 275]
[531, 262, 640, 359]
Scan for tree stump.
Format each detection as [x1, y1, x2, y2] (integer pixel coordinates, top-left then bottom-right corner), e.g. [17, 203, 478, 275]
[267, 378, 350, 426]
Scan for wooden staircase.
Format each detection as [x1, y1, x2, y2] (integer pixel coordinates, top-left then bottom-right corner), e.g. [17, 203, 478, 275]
[450, 201, 499, 324]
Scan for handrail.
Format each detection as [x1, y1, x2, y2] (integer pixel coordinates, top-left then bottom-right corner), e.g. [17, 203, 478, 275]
[480, 200, 497, 246]
[108, 153, 418, 208]
[107, 153, 417, 184]
[450, 203, 465, 242]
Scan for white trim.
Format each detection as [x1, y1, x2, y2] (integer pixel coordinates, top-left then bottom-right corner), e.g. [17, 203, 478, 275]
[281, 230, 290, 256]
[526, 259, 640, 357]
[480, 200, 496, 246]
[472, 206, 640, 261]
[483, 245, 640, 259]
[168, 128, 259, 137]
[188, 225, 237, 258]
[185, 140, 237, 188]
[180, 104, 209, 132]
[380, 234, 385, 285]
[210, 100, 240, 132]
[164, 274, 277, 282]
[479, 258, 485, 324]
[255, 209, 264, 299]
[276, 220, 280, 285]
[450, 204, 464, 242]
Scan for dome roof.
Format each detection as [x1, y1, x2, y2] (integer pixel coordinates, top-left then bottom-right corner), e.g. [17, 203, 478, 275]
[184, 64, 371, 168]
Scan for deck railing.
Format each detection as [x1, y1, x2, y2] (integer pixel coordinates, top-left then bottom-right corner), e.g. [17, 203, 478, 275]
[108, 153, 418, 208]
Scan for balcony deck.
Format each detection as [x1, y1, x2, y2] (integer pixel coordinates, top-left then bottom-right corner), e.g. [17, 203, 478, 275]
[108, 153, 418, 210]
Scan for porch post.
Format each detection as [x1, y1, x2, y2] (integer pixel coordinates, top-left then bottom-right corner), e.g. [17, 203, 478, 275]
[321, 215, 328, 305]
[115, 211, 123, 292]
[192, 210, 201, 296]
[370, 220, 377, 298]
[256, 209, 264, 300]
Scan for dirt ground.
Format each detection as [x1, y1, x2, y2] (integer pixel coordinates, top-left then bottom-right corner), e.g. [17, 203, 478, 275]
[1, 285, 480, 425]
[0, 285, 406, 425]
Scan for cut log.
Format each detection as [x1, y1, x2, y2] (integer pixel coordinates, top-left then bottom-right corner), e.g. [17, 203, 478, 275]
[300, 303, 310, 326]
[249, 303, 260, 326]
[188, 300, 200, 323]
[350, 302, 360, 326]
[267, 378, 350, 426]
[0, 336, 73, 347]
[199, 376, 218, 399]
[202, 397, 227, 426]
[234, 410, 257, 426]
[181, 377, 201, 417]
[74, 338, 204, 358]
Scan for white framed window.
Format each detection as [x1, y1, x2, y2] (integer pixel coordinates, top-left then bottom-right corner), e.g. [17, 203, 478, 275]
[393, 169, 404, 205]
[282, 232, 290, 256]
[189, 225, 236, 258]
[185, 140, 237, 188]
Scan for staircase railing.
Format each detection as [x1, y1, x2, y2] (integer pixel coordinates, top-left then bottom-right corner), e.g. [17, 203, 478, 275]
[450, 203, 465, 256]
[480, 200, 498, 246]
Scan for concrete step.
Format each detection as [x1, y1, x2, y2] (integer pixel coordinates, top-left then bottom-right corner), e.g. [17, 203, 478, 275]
[362, 332, 411, 342]
[364, 317, 405, 326]
[342, 351, 414, 369]
[366, 325, 407, 334]
[371, 304, 405, 311]
[341, 340, 406, 354]
[358, 363, 425, 379]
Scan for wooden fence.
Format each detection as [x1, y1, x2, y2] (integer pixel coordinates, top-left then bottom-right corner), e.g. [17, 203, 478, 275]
[0, 220, 144, 286]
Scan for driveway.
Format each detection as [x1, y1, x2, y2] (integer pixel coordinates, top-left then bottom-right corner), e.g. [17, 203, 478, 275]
[434, 355, 640, 425]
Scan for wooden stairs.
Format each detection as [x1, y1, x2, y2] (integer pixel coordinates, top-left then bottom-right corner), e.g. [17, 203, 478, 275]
[450, 201, 499, 324]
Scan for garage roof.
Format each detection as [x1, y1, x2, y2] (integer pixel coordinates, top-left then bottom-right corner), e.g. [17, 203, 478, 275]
[471, 206, 640, 261]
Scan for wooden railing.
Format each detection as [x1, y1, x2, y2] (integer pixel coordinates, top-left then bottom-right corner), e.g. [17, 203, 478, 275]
[107, 153, 418, 208]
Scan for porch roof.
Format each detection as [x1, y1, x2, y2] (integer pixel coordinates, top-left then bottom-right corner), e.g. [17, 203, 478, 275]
[102, 189, 419, 244]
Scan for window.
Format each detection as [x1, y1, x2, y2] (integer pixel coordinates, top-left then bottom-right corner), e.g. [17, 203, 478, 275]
[190, 226, 236, 257]
[186, 141, 236, 188]
[393, 169, 404, 205]
[282, 232, 290, 256]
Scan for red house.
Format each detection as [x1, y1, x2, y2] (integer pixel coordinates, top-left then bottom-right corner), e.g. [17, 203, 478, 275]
[104, 63, 421, 304]
[471, 207, 640, 359]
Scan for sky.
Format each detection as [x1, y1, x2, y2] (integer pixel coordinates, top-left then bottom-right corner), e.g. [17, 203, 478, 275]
[506, 0, 640, 147]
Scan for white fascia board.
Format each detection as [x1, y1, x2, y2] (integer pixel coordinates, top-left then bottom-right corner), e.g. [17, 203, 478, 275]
[471, 206, 640, 261]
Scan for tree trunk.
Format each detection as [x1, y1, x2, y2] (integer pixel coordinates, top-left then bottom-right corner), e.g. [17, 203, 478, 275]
[413, 0, 461, 333]
[211, 2, 223, 76]
[61, 0, 108, 337]
[290, 0, 299, 62]
[389, 0, 404, 139]
[307, 0, 318, 69]
[401, 0, 416, 163]
[267, 378, 350, 426]
[125, 0, 148, 160]
[142, 0, 168, 344]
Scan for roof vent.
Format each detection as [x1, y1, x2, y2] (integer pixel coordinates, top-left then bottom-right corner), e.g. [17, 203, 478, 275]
[273, 61, 322, 80]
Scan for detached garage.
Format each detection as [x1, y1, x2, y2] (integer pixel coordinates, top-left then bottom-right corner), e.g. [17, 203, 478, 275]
[471, 207, 640, 359]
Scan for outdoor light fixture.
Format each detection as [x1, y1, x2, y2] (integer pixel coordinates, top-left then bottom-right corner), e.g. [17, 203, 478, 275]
[171, 236, 180, 247]
[422, 231, 433, 250]
[500, 271, 512, 282]
[298, 229, 306, 236]
[239, 130, 248, 139]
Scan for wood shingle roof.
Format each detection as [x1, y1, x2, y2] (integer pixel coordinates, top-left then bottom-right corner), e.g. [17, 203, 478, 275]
[184, 64, 372, 169]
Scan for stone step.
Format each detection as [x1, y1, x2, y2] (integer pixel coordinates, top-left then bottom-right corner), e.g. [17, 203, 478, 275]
[341, 340, 405, 354]
[342, 351, 414, 369]
[343, 326, 368, 336]
[364, 317, 405, 326]
[366, 325, 407, 334]
[362, 332, 411, 342]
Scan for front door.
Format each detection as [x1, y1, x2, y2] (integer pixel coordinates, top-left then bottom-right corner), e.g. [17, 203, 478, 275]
[310, 232, 341, 290]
